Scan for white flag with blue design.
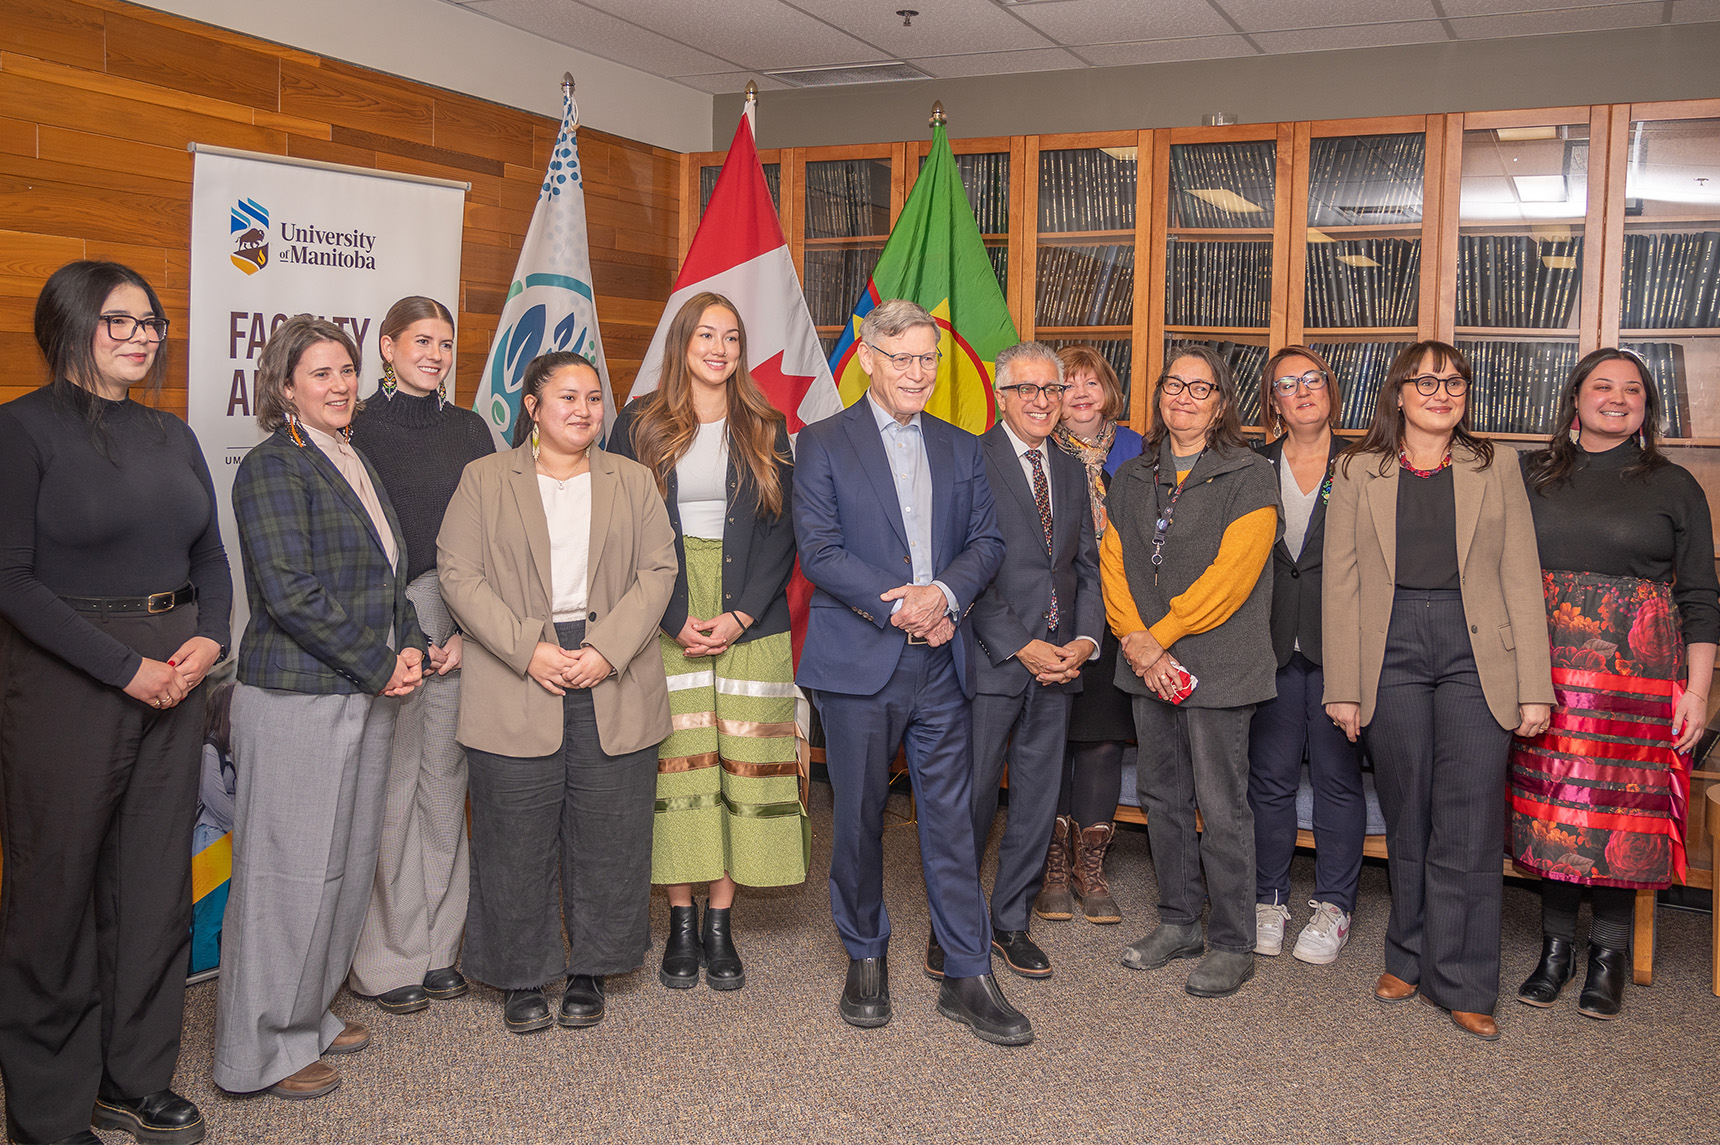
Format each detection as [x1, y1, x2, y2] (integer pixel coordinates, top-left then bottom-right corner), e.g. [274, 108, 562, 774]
[473, 82, 612, 446]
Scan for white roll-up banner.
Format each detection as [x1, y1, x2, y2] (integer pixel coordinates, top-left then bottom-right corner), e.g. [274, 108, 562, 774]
[186, 146, 466, 643]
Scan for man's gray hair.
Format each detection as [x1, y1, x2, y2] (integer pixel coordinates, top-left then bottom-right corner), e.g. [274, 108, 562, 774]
[994, 341, 1064, 389]
[859, 298, 937, 345]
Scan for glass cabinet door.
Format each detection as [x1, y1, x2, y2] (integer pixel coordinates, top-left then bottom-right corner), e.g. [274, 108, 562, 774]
[1034, 143, 1138, 405]
[803, 157, 892, 356]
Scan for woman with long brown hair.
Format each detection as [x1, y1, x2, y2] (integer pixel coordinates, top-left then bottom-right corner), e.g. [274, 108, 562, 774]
[1511, 348, 1717, 1020]
[347, 296, 494, 1016]
[608, 292, 804, 992]
[1323, 340, 1552, 1041]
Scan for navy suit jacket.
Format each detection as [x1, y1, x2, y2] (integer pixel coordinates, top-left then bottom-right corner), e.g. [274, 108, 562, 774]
[793, 398, 1005, 699]
[969, 425, 1103, 696]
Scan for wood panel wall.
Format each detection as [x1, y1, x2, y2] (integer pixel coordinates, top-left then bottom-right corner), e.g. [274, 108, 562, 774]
[0, 0, 681, 417]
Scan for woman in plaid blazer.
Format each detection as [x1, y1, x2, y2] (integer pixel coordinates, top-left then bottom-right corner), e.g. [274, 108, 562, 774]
[212, 316, 427, 1102]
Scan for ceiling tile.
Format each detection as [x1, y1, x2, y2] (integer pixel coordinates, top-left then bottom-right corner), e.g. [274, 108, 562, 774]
[462, 0, 726, 76]
[1074, 35, 1260, 66]
[568, 0, 888, 71]
[907, 46, 1089, 78]
[1010, 0, 1236, 45]
[1212, 0, 1440, 30]
[1440, 0, 1657, 15]
[1249, 20, 1451, 52]
[667, 71, 794, 94]
[1670, 0, 1720, 19]
[790, 0, 1057, 57]
[1448, 2, 1666, 37]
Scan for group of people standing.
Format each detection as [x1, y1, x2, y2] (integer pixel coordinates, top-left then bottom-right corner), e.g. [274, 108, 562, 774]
[0, 259, 1710, 1145]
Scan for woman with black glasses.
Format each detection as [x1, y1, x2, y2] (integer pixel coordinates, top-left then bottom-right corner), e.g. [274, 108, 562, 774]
[1324, 341, 1552, 1041]
[1248, 347, 1364, 967]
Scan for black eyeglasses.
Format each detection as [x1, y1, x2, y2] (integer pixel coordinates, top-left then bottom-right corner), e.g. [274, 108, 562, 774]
[1161, 377, 1216, 401]
[101, 314, 170, 342]
[998, 382, 1069, 400]
[1405, 374, 1468, 397]
[865, 342, 941, 372]
[1271, 370, 1328, 395]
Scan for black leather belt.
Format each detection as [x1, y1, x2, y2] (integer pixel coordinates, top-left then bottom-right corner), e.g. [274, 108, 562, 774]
[63, 584, 197, 615]
[905, 633, 929, 645]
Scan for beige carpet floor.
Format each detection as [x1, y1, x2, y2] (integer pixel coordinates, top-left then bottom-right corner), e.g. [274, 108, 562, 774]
[20, 784, 1720, 1144]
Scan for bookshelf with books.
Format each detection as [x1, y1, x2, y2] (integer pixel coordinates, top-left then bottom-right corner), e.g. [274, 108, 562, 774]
[910, 137, 1019, 301]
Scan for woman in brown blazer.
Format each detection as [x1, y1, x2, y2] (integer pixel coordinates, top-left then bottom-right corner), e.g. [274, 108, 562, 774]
[437, 351, 677, 1036]
[1323, 340, 1553, 1042]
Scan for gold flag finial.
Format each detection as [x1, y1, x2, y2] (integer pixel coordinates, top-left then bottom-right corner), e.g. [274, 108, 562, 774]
[929, 101, 947, 128]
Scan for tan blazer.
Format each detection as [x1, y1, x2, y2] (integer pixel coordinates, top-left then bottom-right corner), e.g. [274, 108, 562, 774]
[437, 442, 677, 758]
[1322, 443, 1554, 729]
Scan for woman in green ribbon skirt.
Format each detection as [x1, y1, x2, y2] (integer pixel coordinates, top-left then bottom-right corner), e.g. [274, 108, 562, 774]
[608, 291, 806, 991]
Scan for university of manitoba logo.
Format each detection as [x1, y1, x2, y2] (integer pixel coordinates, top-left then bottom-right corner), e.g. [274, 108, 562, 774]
[231, 198, 269, 275]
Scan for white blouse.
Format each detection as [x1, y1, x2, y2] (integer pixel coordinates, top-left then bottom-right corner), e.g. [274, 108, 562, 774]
[538, 471, 592, 620]
[675, 418, 729, 541]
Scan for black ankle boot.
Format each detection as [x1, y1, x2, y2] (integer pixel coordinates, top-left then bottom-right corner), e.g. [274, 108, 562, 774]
[660, 904, 702, 989]
[1577, 943, 1627, 1019]
[1516, 935, 1576, 1007]
[702, 905, 745, 991]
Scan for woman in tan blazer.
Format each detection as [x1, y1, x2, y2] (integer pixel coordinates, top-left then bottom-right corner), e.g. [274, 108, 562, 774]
[1323, 340, 1553, 1043]
[438, 351, 676, 1036]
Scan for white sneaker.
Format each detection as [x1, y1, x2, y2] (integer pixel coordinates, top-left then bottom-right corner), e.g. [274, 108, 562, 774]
[1292, 900, 1352, 965]
[1254, 901, 1292, 956]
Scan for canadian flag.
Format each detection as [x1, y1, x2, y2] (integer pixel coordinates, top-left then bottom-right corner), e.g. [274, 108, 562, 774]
[632, 109, 843, 669]
[633, 111, 841, 433]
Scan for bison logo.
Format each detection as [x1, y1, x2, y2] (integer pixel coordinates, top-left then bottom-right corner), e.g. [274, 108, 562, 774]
[231, 198, 269, 275]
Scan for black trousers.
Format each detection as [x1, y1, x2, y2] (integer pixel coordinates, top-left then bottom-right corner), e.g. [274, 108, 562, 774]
[0, 608, 204, 1145]
[1365, 589, 1512, 1015]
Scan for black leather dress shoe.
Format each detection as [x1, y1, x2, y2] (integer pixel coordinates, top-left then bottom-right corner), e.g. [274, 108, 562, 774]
[365, 983, 429, 1014]
[936, 973, 1034, 1045]
[1517, 935, 1576, 1007]
[503, 988, 553, 1034]
[839, 955, 891, 1028]
[924, 931, 945, 981]
[558, 974, 605, 1028]
[1577, 943, 1627, 1019]
[422, 966, 468, 1000]
[702, 906, 745, 991]
[991, 929, 1052, 979]
[91, 1089, 206, 1144]
[660, 904, 703, 989]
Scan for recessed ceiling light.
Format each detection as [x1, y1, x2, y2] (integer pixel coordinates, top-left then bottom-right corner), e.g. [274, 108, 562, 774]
[765, 60, 932, 86]
[1495, 126, 1559, 141]
[1513, 174, 1568, 202]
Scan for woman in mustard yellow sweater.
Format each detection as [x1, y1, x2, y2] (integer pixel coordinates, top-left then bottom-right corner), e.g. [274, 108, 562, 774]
[1103, 345, 1279, 999]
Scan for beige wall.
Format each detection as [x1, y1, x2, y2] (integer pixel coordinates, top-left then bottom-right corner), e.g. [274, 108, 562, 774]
[138, 0, 715, 152]
[722, 22, 1720, 148]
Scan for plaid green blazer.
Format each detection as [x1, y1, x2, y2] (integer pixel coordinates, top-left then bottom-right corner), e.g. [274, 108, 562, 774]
[233, 428, 426, 695]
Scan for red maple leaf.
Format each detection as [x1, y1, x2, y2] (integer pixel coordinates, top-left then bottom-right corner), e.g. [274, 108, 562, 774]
[750, 349, 820, 432]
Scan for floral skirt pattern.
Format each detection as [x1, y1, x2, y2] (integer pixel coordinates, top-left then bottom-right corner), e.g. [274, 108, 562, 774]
[1508, 569, 1690, 889]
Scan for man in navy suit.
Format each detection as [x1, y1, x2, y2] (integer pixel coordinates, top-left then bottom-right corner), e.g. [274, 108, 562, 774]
[794, 299, 1028, 1045]
[927, 342, 1101, 982]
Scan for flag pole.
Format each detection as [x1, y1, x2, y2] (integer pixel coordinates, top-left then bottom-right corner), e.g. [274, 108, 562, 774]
[929, 100, 946, 129]
[744, 79, 758, 132]
[562, 72, 577, 128]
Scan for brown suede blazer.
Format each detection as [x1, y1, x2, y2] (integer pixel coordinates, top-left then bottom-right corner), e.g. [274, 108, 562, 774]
[1321, 441, 1554, 729]
[437, 441, 677, 758]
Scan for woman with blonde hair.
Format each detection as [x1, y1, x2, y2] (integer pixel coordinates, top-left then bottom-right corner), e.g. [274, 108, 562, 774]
[609, 292, 804, 992]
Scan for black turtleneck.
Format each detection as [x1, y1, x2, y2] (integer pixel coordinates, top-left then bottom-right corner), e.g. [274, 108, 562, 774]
[1522, 439, 1720, 645]
[349, 389, 495, 584]
[0, 380, 232, 687]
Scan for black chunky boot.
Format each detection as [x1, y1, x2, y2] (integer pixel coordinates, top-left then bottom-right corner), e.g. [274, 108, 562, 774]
[1516, 935, 1576, 1007]
[702, 905, 745, 990]
[660, 904, 703, 989]
[1577, 943, 1627, 1019]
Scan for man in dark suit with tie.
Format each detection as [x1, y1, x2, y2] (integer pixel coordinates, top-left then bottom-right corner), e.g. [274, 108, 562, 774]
[794, 299, 1028, 1045]
[926, 342, 1101, 982]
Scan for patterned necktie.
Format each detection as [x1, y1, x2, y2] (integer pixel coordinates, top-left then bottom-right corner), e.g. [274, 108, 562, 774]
[1026, 449, 1059, 631]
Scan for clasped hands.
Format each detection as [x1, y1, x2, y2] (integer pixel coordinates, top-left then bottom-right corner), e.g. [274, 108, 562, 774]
[1120, 629, 1187, 703]
[675, 611, 752, 658]
[1016, 637, 1094, 686]
[122, 635, 225, 710]
[881, 583, 954, 646]
[528, 641, 614, 695]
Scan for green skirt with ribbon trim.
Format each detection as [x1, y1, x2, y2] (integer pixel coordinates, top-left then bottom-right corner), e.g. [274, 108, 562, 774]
[651, 536, 809, 887]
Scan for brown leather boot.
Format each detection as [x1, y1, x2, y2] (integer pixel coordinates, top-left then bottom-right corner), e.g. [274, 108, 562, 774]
[1031, 815, 1075, 921]
[1072, 821, 1121, 924]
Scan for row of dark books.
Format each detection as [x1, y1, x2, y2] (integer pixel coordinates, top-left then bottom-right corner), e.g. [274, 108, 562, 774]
[1620, 232, 1720, 329]
[1169, 141, 1277, 229]
[1454, 236, 1582, 329]
[1043, 339, 1133, 406]
[1306, 134, 1426, 228]
[805, 159, 891, 240]
[1166, 339, 1269, 425]
[1305, 239, 1421, 329]
[953, 152, 1011, 236]
[1038, 148, 1138, 233]
[1035, 244, 1135, 328]
[700, 162, 780, 216]
[1306, 341, 1412, 429]
[803, 246, 882, 329]
[1166, 239, 1272, 328]
[1454, 339, 1688, 436]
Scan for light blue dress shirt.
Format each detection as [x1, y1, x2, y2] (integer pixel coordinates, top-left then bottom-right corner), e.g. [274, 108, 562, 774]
[866, 392, 958, 619]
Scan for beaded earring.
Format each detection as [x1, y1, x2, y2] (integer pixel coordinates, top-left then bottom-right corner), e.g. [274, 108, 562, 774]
[436, 374, 447, 410]
[379, 360, 398, 400]
[530, 427, 540, 461]
[1569, 415, 1582, 445]
[284, 408, 306, 447]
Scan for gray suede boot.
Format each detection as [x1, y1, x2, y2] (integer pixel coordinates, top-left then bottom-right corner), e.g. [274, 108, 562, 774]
[1185, 949, 1255, 998]
[1119, 922, 1204, 970]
